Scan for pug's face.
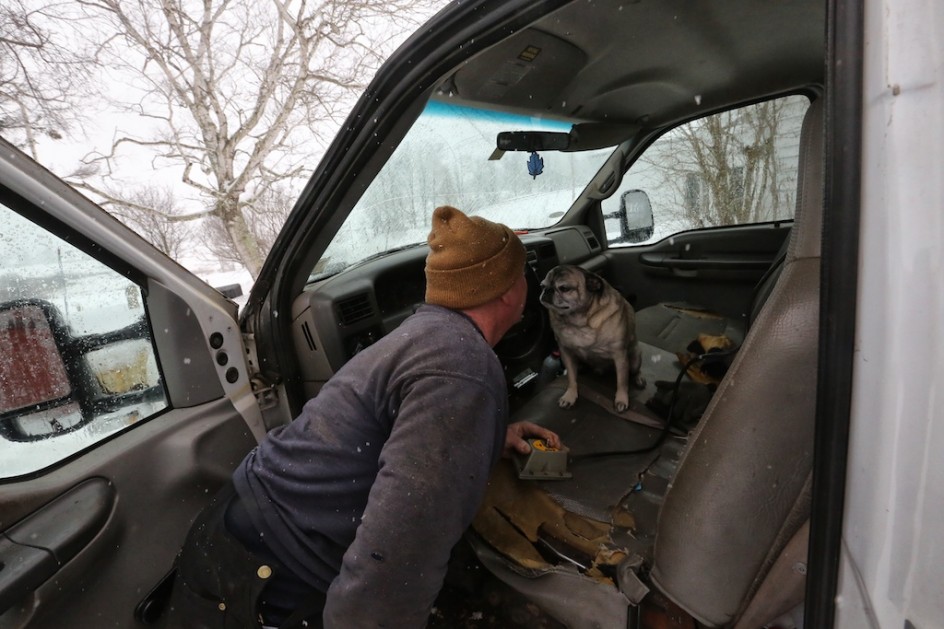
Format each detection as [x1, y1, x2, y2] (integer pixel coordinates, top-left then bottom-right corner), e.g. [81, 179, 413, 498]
[539, 265, 602, 315]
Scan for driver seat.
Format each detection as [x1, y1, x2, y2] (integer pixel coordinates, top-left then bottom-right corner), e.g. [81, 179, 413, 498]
[648, 96, 824, 626]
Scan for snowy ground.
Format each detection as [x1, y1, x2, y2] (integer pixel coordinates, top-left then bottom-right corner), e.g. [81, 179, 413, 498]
[184, 258, 254, 311]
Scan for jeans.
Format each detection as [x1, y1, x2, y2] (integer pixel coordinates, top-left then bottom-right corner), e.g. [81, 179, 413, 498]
[161, 481, 325, 629]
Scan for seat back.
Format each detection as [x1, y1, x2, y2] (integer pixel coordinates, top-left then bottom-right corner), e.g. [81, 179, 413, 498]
[748, 230, 790, 326]
[649, 98, 824, 627]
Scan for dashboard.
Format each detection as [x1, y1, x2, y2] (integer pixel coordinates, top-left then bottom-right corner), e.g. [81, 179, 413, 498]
[289, 225, 607, 401]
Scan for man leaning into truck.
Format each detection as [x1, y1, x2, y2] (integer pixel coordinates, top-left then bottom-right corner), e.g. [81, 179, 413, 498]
[162, 205, 560, 629]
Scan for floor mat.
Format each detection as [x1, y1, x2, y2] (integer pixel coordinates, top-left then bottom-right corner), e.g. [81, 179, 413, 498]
[473, 341, 697, 580]
[511, 341, 688, 524]
[512, 383, 664, 523]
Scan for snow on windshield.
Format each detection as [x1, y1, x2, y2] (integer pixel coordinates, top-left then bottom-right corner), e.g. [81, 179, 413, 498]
[314, 102, 614, 278]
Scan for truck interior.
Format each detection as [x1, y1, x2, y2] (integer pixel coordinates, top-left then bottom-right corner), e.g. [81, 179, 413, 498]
[246, 0, 828, 626]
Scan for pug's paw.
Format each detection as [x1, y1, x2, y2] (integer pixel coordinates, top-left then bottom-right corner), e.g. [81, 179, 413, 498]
[614, 391, 630, 413]
[632, 374, 646, 389]
[558, 388, 578, 408]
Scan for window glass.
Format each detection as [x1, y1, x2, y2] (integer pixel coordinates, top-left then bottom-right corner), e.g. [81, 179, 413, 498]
[604, 95, 810, 246]
[0, 203, 168, 478]
[313, 101, 614, 280]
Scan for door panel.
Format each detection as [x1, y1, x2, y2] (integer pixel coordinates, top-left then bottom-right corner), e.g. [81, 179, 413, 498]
[0, 479, 113, 615]
[0, 138, 264, 627]
[1, 402, 256, 628]
[607, 221, 791, 319]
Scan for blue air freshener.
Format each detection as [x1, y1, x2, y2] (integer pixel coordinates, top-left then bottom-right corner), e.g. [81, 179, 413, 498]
[528, 151, 544, 179]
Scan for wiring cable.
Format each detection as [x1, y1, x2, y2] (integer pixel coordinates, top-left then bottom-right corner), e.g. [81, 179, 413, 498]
[568, 348, 739, 460]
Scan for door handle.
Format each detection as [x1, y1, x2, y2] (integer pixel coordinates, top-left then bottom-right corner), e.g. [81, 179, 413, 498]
[0, 478, 115, 614]
[0, 536, 58, 614]
[639, 253, 773, 270]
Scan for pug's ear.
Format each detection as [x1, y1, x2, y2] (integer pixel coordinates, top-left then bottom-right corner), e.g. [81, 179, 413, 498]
[582, 269, 604, 294]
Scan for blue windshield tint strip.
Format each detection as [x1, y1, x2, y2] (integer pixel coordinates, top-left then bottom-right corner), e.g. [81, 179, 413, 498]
[424, 100, 571, 131]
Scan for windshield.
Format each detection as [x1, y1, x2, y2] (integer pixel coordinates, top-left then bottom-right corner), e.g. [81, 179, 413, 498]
[313, 101, 615, 279]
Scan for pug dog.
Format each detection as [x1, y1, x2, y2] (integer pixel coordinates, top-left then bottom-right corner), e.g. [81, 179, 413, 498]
[540, 265, 644, 412]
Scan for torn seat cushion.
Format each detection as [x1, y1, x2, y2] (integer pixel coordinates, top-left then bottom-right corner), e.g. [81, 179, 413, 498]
[635, 302, 746, 354]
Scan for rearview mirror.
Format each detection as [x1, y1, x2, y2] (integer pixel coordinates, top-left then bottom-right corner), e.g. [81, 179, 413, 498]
[496, 123, 637, 153]
[214, 283, 243, 299]
[497, 131, 570, 152]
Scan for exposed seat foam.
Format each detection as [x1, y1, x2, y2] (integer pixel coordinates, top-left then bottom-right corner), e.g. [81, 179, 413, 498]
[635, 302, 746, 353]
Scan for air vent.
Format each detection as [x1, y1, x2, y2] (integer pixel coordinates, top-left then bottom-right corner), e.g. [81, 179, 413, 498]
[526, 249, 539, 266]
[537, 242, 556, 259]
[579, 226, 601, 252]
[337, 293, 374, 326]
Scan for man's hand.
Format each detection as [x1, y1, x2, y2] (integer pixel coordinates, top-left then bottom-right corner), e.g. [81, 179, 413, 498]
[503, 421, 562, 458]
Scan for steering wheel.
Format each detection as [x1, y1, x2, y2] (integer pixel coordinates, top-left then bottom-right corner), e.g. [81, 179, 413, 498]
[494, 263, 552, 363]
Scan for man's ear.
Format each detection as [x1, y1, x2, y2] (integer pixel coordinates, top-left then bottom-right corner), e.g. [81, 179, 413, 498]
[581, 268, 604, 294]
[499, 276, 524, 306]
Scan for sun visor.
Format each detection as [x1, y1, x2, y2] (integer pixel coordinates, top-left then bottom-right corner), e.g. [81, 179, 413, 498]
[452, 29, 586, 115]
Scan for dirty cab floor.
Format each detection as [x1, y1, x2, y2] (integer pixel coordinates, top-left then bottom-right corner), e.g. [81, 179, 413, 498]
[467, 342, 696, 621]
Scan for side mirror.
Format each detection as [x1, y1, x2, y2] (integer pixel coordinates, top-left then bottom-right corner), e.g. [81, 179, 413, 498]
[214, 283, 243, 300]
[604, 189, 654, 244]
[0, 300, 163, 441]
[0, 301, 82, 439]
[0, 302, 72, 407]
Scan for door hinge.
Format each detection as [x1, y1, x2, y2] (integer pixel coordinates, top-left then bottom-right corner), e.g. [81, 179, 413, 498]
[243, 332, 279, 411]
[251, 377, 279, 411]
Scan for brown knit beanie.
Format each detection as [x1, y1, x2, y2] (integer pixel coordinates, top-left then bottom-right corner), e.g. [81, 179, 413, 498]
[425, 205, 527, 309]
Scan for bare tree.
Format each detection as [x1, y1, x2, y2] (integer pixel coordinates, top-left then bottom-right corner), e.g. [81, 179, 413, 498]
[67, 0, 440, 278]
[683, 100, 789, 226]
[108, 184, 192, 259]
[643, 98, 801, 230]
[200, 184, 295, 268]
[0, 1, 91, 159]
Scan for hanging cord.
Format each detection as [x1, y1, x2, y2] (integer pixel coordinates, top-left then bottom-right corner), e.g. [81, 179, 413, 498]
[569, 348, 739, 460]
